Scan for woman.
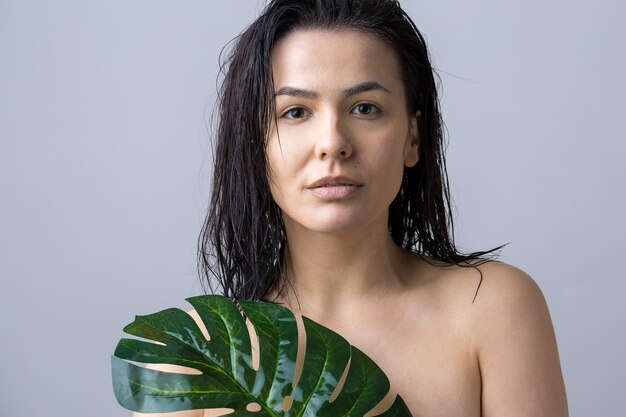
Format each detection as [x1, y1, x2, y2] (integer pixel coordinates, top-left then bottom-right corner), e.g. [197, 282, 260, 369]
[138, 0, 568, 415]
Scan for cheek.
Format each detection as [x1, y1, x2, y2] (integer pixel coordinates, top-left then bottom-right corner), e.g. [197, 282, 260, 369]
[367, 131, 410, 195]
[267, 127, 312, 175]
[267, 139, 293, 182]
[368, 127, 410, 169]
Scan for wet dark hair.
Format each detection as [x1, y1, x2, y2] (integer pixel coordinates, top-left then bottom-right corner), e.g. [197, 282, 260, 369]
[199, 0, 499, 301]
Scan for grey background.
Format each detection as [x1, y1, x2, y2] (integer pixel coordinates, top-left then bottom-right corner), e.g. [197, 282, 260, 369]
[1, 0, 624, 416]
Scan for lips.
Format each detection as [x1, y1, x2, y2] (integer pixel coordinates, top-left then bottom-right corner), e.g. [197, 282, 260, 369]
[307, 176, 363, 200]
[306, 176, 363, 189]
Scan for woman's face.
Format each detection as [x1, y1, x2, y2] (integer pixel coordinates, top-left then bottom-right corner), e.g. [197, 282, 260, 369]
[267, 29, 419, 235]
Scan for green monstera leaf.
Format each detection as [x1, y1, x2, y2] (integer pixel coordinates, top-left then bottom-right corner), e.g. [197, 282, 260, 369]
[112, 295, 412, 416]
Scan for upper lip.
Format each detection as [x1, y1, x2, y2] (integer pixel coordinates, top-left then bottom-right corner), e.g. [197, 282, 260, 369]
[307, 176, 363, 188]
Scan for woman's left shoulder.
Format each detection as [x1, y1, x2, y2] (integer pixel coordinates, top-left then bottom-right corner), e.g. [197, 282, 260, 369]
[438, 260, 569, 416]
[437, 259, 551, 327]
[421, 259, 545, 311]
[467, 260, 545, 308]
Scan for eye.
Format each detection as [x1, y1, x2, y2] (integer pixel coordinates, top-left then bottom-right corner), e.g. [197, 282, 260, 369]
[281, 107, 309, 120]
[351, 102, 381, 116]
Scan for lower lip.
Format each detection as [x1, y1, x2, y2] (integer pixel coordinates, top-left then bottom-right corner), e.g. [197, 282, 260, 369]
[309, 185, 362, 200]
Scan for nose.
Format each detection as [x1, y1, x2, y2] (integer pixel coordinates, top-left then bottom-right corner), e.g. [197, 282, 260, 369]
[314, 112, 353, 160]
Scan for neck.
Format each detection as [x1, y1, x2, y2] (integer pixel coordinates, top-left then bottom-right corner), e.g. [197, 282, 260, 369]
[274, 216, 411, 318]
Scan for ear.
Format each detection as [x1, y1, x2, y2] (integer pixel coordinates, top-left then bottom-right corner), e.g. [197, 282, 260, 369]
[404, 111, 420, 167]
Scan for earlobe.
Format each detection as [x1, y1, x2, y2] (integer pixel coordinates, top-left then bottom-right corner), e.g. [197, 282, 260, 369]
[404, 112, 421, 167]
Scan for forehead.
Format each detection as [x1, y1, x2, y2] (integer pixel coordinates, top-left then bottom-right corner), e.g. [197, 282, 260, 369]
[271, 29, 403, 94]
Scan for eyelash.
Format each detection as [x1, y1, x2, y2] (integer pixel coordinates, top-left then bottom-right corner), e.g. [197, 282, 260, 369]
[281, 107, 310, 120]
[279, 102, 382, 120]
[350, 102, 381, 116]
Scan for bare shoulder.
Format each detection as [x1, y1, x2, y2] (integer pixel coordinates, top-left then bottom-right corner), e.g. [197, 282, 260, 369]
[428, 260, 554, 353]
[469, 260, 546, 311]
[410, 258, 541, 306]
[407, 258, 568, 416]
[417, 259, 546, 313]
[458, 261, 556, 348]
[432, 260, 569, 416]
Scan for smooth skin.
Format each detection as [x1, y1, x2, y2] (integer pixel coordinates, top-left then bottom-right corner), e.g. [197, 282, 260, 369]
[135, 29, 568, 417]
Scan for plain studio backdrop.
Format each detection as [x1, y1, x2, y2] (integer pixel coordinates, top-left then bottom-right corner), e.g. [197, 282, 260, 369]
[1, 1, 624, 416]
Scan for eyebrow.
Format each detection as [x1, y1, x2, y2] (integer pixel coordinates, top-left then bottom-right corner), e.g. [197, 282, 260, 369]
[274, 81, 391, 99]
[342, 81, 391, 97]
[274, 86, 318, 99]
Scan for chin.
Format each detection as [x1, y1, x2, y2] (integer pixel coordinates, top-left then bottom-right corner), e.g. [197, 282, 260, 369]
[287, 210, 380, 235]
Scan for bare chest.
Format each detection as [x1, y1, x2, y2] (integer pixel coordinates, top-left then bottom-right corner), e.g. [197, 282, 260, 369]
[328, 314, 482, 417]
